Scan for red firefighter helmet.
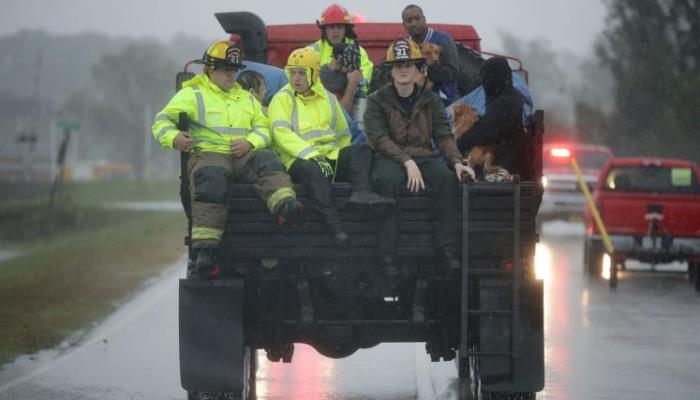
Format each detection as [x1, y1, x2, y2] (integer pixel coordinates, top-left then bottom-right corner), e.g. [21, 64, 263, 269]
[318, 4, 352, 26]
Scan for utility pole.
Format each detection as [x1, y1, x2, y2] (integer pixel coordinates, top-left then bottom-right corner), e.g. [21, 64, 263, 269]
[49, 120, 80, 209]
[17, 50, 43, 183]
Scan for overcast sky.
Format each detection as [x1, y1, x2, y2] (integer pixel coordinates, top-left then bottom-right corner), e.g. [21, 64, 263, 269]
[1, 0, 607, 56]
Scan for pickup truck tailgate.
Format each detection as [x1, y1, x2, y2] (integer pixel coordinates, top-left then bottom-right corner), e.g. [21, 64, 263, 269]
[601, 192, 700, 237]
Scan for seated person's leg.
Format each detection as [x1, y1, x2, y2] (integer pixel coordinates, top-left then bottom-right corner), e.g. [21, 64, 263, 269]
[337, 144, 395, 209]
[237, 149, 303, 227]
[187, 152, 233, 277]
[415, 157, 460, 271]
[289, 158, 347, 244]
[370, 158, 406, 273]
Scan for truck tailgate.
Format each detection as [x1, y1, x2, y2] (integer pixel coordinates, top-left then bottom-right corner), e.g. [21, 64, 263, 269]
[600, 192, 700, 237]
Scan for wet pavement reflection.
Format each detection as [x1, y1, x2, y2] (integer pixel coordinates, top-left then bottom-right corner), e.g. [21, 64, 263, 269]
[1, 223, 699, 399]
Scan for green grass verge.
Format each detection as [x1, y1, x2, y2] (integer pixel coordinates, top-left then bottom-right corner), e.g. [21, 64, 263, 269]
[1, 179, 180, 207]
[63, 179, 180, 205]
[0, 209, 187, 365]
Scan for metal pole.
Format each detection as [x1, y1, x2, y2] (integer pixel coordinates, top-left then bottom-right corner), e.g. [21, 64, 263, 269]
[460, 181, 470, 357]
[570, 158, 614, 255]
[49, 122, 56, 182]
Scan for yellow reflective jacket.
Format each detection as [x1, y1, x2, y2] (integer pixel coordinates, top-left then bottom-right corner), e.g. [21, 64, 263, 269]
[268, 82, 350, 169]
[152, 74, 270, 154]
[309, 39, 373, 87]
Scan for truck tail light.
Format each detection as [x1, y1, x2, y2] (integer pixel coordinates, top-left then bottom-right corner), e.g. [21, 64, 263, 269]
[550, 147, 571, 158]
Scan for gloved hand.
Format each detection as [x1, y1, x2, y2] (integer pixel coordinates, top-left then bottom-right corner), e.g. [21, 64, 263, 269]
[313, 155, 334, 178]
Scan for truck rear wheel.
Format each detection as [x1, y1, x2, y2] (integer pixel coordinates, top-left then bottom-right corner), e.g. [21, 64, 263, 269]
[688, 262, 697, 284]
[584, 238, 604, 278]
[690, 262, 700, 292]
[462, 355, 537, 399]
[186, 347, 257, 400]
[609, 260, 618, 289]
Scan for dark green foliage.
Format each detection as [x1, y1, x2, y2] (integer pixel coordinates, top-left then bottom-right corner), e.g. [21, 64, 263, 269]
[595, 0, 700, 162]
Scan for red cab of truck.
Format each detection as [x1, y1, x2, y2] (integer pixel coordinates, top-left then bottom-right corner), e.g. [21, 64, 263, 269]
[266, 23, 482, 66]
[583, 157, 700, 288]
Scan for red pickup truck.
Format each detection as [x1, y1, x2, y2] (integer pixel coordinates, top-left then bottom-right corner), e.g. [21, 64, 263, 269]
[583, 157, 700, 290]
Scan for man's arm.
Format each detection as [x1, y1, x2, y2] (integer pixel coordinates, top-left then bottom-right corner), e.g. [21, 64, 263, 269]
[245, 96, 272, 150]
[339, 70, 362, 112]
[364, 95, 411, 163]
[359, 46, 374, 84]
[152, 89, 195, 150]
[427, 34, 459, 86]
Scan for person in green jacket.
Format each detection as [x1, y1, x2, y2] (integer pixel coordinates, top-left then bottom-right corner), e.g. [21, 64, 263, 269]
[309, 3, 373, 96]
[152, 40, 303, 278]
[269, 47, 393, 247]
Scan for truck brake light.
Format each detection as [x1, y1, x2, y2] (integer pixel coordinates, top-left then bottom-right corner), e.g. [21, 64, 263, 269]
[550, 148, 571, 158]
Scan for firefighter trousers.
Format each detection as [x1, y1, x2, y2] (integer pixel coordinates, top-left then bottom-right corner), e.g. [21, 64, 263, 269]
[288, 144, 373, 230]
[188, 149, 295, 248]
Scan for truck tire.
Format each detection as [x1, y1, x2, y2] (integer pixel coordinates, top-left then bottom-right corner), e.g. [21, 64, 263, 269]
[584, 238, 604, 278]
[609, 260, 618, 289]
[186, 347, 257, 400]
[463, 355, 537, 400]
[691, 262, 700, 292]
[688, 262, 697, 284]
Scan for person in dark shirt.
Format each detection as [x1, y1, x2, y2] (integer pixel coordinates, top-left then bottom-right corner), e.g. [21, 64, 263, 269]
[401, 4, 460, 104]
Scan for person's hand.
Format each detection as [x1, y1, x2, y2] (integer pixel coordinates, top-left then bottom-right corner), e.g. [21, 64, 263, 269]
[404, 159, 425, 193]
[455, 162, 475, 183]
[230, 139, 253, 157]
[313, 155, 334, 178]
[347, 69, 363, 86]
[173, 132, 193, 152]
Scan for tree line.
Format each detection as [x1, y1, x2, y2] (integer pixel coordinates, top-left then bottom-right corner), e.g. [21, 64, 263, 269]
[2, 0, 698, 182]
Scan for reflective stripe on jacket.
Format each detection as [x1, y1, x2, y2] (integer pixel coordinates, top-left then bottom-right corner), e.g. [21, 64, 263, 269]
[152, 74, 270, 154]
[268, 83, 351, 169]
[309, 39, 373, 86]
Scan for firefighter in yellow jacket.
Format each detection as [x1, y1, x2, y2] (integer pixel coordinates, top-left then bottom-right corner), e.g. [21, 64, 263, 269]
[152, 40, 303, 278]
[268, 47, 392, 246]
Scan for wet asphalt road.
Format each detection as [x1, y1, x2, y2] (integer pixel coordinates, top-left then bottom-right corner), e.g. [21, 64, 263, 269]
[1, 222, 699, 400]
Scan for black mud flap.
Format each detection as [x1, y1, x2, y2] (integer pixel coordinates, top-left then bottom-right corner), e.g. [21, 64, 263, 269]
[179, 279, 245, 392]
[479, 279, 544, 392]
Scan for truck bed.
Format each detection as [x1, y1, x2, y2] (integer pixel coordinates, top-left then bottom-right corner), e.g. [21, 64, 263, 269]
[218, 182, 540, 263]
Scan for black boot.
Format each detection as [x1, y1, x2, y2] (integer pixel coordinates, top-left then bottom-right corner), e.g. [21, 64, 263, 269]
[276, 198, 304, 230]
[192, 247, 218, 279]
[317, 205, 348, 249]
